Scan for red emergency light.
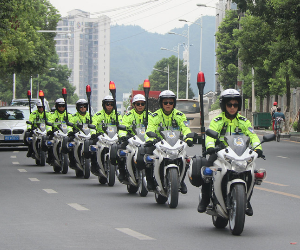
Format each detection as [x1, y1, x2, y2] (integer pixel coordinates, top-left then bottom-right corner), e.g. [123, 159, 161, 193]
[62, 88, 67, 95]
[86, 85, 91, 93]
[109, 81, 116, 90]
[143, 79, 150, 89]
[39, 90, 44, 98]
[197, 71, 205, 83]
[27, 90, 31, 97]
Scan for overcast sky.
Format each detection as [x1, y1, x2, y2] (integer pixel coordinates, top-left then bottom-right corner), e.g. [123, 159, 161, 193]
[48, 0, 219, 34]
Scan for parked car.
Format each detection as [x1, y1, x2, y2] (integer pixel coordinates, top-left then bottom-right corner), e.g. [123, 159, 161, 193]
[0, 106, 30, 146]
[10, 98, 50, 112]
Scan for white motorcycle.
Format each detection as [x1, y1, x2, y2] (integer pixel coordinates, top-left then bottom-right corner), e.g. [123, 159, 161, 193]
[89, 124, 118, 186]
[26, 121, 47, 166]
[68, 123, 95, 179]
[193, 129, 275, 235]
[145, 129, 195, 208]
[46, 123, 70, 174]
[116, 123, 148, 196]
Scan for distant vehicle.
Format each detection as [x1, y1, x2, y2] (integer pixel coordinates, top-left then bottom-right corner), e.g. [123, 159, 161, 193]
[0, 106, 30, 146]
[176, 99, 201, 143]
[10, 98, 51, 112]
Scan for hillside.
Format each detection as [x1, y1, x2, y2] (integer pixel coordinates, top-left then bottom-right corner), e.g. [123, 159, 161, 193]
[110, 16, 216, 101]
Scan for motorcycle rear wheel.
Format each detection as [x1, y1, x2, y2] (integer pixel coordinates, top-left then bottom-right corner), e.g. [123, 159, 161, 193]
[212, 216, 228, 229]
[127, 185, 139, 194]
[155, 193, 167, 204]
[167, 168, 179, 208]
[228, 184, 246, 235]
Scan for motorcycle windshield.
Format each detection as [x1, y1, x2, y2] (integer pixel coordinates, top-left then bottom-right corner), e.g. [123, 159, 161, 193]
[106, 125, 117, 139]
[134, 125, 146, 142]
[160, 129, 181, 147]
[224, 133, 250, 156]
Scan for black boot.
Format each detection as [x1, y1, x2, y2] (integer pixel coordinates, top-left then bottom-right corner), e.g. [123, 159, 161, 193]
[246, 201, 253, 216]
[197, 183, 210, 213]
[91, 155, 100, 176]
[145, 167, 155, 191]
[27, 146, 33, 157]
[180, 181, 188, 194]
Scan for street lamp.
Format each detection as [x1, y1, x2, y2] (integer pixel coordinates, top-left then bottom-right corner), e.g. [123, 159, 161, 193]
[168, 29, 190, 99]
[161, 46, 180, 97]
[153, 66, 170, 90]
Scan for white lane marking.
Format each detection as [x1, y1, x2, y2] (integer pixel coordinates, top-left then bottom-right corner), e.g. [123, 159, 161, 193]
[43, 189, 57, 194]
[116, 228, 155, 240]
[67, 203, 89, 211]
[264, 181, 288, 186]
[13, 151, 19, 153]
[277, 156, 288, 159]
[256, 187, 300, 199]
[10, 156, 17, 158]
[29, 178, 40, 182]
[18, 169, 27, 172]
[12, 162, 19, 165]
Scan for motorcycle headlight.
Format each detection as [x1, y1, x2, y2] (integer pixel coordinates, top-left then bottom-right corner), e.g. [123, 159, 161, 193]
[160, 145, 184, 159]
[231, 160, 248, 172]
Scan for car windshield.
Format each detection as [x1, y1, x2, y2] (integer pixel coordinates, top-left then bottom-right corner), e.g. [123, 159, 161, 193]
[0, 109, 30, 120]
[176, 101, 200, 114]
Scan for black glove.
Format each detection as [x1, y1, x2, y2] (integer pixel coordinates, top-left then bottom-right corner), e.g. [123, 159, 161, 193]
[47, 130, 54, 136]
[145, 141, 154, 147]
[206, 147, 215, 155]
[91, 134, 98, 140]
[68, 131, 75, 137]
[186, 140, 193, 147]
[27, 128, 32, 133]
[255, 149, 263, 158]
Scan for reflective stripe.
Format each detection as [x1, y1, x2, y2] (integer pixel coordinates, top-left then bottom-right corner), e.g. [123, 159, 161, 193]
[206, 142, 214, 147]
[252, 142, 260, 147]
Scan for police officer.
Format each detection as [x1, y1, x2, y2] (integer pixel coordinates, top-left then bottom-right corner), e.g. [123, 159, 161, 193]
[26, 100, 51, 157]
[117, 94, 150, 181]
[90, 95, 122, 175]
[46, 98, 73, 164]
[198, 89, 263, 216]
[145, 90, 193, 193]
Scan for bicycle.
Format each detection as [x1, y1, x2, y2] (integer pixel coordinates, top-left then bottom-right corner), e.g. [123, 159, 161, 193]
[275, 117, 284, 142]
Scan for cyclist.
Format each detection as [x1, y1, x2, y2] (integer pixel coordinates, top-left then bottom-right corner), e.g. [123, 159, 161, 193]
[273, 107, 285, 136]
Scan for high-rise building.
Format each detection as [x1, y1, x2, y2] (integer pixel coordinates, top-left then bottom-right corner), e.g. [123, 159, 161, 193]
[55, 9, 111, 111]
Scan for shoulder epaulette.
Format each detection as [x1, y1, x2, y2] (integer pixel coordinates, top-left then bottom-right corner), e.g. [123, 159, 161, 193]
[176, 112, 183, 116]
[126, 112, 131, 116]
[214, 117, 222, 122]
[117, 112, 121, 115]
[239, 116, 247, 122]
[72, 114, 76, 117]
[152, 113, 158, 117]
[148, 111, 152, 115]
[96, 112, 101, 116]
[32, 111, 37, 114]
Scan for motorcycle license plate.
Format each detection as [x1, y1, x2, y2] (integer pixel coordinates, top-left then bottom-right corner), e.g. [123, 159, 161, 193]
[5, 135, 20, 140]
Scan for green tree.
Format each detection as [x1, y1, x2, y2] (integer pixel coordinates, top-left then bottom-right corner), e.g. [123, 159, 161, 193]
[138, 55, 195, 99]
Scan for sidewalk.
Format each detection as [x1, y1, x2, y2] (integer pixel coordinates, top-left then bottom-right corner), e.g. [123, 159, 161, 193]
[254, 129, 294, 140]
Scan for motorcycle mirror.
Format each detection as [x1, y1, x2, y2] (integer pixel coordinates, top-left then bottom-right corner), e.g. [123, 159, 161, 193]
[46, 121, 53, 126]
[186, 132, 197, 139]
[262, 133, 276, 142]
[146, 131, 158, 138]
[26, 121, 32, 125]
[206, 129, 218, 139]
[118, 125, 127, 131]
[67, 122, 74, 127]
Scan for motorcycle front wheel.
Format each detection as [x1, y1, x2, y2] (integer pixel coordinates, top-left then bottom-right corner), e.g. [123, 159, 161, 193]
[39, 148, 46, 166]
[61, 153, 69, 174]
[167, 168, 179, 208]
[138, 170, 148, 197]
[228, 184, 246, 235]
[83, 158, 90, 179]
[107, 161, 115, 187]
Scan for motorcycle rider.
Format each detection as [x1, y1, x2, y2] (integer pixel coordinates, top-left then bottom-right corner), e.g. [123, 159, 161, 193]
[272, 107, 285, 135]
[68, 99, 92, 167]
[117, 94, 151, 181]
[198, 89, 263, 216]
[90, 95, 122, 175]
[144, 90, 193, 194]
[46, 98, 73, 164]
[26, 100, 51, 157]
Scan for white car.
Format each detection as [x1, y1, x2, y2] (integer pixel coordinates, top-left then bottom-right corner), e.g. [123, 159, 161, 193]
[0, 106, 30, 146]
[10, 98, 50, 112]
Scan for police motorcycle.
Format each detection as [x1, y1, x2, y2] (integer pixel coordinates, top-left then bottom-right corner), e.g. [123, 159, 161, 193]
[26, 120, 48, 166]
[115, 122, 148, 196]
[89, 121, 118, 186]
[145, 124, 196, 208]
[67, 121, 95, 179]
[46, 122, 71, 174]
[189, 129, 275, 235]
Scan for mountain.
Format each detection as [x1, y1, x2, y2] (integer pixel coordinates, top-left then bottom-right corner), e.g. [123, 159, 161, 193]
[110, 16, 216, 101]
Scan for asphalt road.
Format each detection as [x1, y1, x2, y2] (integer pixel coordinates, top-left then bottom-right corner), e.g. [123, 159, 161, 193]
[0, 137, 299, 250]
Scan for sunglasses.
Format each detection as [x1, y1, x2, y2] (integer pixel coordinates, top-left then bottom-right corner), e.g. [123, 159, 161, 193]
[226, 103, 239, 108]
[105, 103, 114, 106]
[57, 105, 65, 108]
[79, 105, 87, 108]
[163, 101, 174, 105]
[135, 102, 145, 106]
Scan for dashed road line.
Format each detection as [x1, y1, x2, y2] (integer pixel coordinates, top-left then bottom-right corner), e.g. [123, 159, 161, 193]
[277, 156, 288, 159]
[29, 178, 40, 182]
[18, 169, 27, 172]
[255, 186, 300, 199]
[13, 151, 19, 153]
[116, 228, 155, 240]
[12, 162, 19, 165]
[43, 189, 57, 194]
[10, 156, 17, 158]
[67, 203, 89, 211]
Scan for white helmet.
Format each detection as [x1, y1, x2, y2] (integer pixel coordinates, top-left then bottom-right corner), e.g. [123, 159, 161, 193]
[36, 100, 43, 107]
[219, 89, 241, 112]
[158, 90, 176, 108]
[132, 94, 146, 104]
[102, 95, 114, 109]
[76, 99, 88, 112]
[55, 98, 65, 105]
